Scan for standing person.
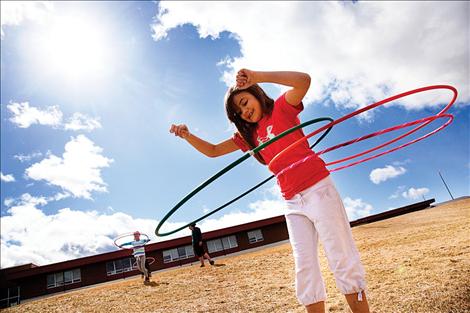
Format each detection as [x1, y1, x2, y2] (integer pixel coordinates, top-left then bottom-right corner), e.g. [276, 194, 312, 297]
[129, 231, 151, 283]
[189, 223, 215, 267]
[170, 69, 370, 313]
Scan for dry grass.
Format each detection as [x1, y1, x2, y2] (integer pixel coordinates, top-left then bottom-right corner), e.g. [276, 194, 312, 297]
[5, 198, 469, 313]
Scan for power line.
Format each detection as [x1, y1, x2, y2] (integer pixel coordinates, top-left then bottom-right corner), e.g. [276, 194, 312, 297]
[438, 171, 454, 200]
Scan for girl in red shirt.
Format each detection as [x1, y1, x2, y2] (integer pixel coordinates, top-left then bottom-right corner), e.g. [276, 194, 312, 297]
[170, 69, 370, 313]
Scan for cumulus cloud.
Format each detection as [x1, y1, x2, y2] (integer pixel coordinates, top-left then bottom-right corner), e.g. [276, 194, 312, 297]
[25, 135, 113, 199]
[7, 101, 101, 131]
[152, 2, 469, 117]
[7, 101, 63, 128]
[0, 194, 159, 268]
[64, 113, 102, 132]
[0, 1, 53, 39]
[402, 187, 430, 200]
[369, 165, 407, 184]
[343, 197, 374, 220]
[13, 151, 44, 163]
[0, 190, 287, 267]
[389, 185, 406, 199]
[1, 172, 15, 182]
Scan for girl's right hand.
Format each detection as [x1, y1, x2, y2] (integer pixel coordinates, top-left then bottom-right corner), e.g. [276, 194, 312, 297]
[170, 124, 190, 139]
[236, 68, 257, 90]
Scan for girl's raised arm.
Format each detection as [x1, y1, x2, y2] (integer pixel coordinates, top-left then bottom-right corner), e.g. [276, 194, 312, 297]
[236, 69, 311, 107]
[170, 124, 239, 157]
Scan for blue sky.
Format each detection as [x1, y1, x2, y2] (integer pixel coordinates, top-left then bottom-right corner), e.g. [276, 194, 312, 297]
[1, 1, 469, 267]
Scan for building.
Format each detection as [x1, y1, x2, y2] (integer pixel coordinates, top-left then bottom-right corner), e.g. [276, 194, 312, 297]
[0, 199, 434, 308]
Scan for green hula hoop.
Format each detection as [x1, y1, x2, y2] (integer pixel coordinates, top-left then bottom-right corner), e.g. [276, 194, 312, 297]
[155, 117, 334, 237]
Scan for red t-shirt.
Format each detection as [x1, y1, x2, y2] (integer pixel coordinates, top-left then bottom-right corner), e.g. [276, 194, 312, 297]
[232, 93, 330, 200]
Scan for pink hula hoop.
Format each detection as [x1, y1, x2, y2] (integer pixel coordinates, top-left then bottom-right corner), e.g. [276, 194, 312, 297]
[276, 114, 453, 176]
[269, 85, 457, 173]
[328, 114, 453, 172]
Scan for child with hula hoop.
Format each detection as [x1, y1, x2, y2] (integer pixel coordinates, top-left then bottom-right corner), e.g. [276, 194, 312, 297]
[127, 231, 151, 283]
[170, 70, 370, 313]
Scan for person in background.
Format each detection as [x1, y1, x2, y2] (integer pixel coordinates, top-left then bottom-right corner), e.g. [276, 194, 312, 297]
[130, 231, 151, 283]
[189, 223, 215, 267]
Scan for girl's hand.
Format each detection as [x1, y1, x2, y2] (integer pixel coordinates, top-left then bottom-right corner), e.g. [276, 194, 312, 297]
[236, 68, 257, 90]
[170, 124, 190, 139]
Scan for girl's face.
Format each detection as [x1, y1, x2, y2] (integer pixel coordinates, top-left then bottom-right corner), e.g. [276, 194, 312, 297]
[232, 91, 263, 123]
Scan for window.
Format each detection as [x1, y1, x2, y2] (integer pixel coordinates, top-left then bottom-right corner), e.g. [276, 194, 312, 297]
[222, 235, 238, 249]
[247, 229, 264, 244]
[207, 235, 238, 253]
[46, 269, 81, 288]
[162, 245, 194, 263]
[207, 239, 223, 253]
[0, 286, 20, 308]
[106, 257, 134, 276]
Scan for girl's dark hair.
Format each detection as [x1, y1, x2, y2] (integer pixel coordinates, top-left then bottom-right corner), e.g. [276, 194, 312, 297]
[224, 84, 274, 164]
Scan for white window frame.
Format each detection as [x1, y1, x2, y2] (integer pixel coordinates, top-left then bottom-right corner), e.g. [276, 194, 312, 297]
[222, 235, 238, 249]
[247, 229, 264, 244]
[162, 245, 194, 263]
[207, 238, 224, 253]
[106, 258, 134, 276]
[207, 235, 238, 253]
[47, 268, 81, 288]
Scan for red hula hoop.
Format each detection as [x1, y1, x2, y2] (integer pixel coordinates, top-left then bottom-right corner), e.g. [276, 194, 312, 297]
[321, 113, 453, 167]
[276, 114, 453, 177]
[328, 114, 453, 172]
[268, 85, 457, 173]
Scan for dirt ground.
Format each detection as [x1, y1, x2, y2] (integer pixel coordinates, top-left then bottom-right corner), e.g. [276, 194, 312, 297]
[4, 198, 469, 313]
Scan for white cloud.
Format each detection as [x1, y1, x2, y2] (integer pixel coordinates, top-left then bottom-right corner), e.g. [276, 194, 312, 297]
[13, 151, 44, 163]
[0, 194, 159, 268]
[402, 187, 430, 200]
[7, 101, 63, 128]
[152, 2, 469, 115]
[7, 102, 101, 132]
[389, 185, 406, 199]
[25, 135, 113, 199]
[0, 1, 53, 39]
[1, 172, 15, 182]
[343, 197, 374, 220]
[0, 191, 287, 267]
[4, 198, 15, 207]
[64, 113, 102, 132]
[369, 165, 406, 184]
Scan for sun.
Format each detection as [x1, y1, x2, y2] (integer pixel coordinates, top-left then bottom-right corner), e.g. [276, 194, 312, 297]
[37, 14, 113, 82]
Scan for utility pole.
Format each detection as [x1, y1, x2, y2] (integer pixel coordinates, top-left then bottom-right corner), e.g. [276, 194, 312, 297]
[438, 171, 454, 200]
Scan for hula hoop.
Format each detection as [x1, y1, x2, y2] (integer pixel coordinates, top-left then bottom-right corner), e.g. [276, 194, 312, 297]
[269, 85, 457, 172]
[133, 257, 155, 267]
[328, 114, 453, 172]
[275, 113, 453, 177]
[155, 117, 334, 237]
[114, 232, 150, 249]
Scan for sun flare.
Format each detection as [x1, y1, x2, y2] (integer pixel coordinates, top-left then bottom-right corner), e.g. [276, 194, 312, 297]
[37, 14, 113, 82]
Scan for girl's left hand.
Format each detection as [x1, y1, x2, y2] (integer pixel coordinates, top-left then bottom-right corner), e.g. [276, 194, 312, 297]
[236, 68, 257, 89]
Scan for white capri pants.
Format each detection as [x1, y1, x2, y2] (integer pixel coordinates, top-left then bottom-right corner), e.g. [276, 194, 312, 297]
[284, 175, 366, 305]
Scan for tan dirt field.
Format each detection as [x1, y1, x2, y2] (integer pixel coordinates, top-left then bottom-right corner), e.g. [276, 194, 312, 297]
[4, 198, 469, 313]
